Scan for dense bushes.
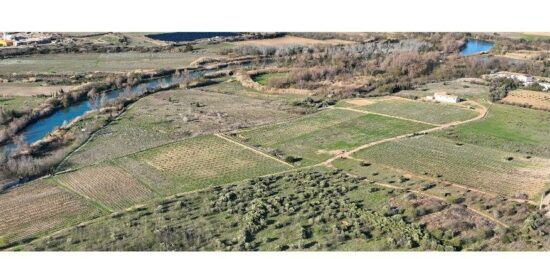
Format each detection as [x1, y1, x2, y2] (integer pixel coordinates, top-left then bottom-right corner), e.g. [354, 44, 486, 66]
[488, 78, 522, 102]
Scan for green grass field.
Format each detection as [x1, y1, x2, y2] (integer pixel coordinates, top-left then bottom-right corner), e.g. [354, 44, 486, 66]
[437, 103, 550, 158]
[354, 99, 479, 125]
[252, 72, 290, 86]
[354, 135, 549, 198]
[126, 135, 292, 194]
[238, 109, 434, 166]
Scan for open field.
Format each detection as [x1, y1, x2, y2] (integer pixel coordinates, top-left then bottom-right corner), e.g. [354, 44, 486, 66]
[437, 102, 550, 157]
[20, 167, 451, 251]
[346, 98, 479, 125]
[0, 96, 48, 113]
[332, 157, 537, 228]
[354, 135, 550, 198]
[396, 79, 490, 99]
[54, 163, 157, 211]
[237, 108, 434, 166]
[501, 89, 550, 110]
[235, 35, 355, 47]
[0, 181, 104, 247]
[20, 167, 543, 251]
[127, 134, 292, 194]
[497, 50, 549, 61]
[0, 84, 74, 97]
[0, 51, 222, 75]
[61, 81, 298, 169]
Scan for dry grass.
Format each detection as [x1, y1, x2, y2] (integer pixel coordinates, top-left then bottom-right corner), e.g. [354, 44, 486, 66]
[498, 50, 549, 61]
[235, 36, 355, 47]
[0, 84, 75, 97]
[344, 99, 375, 106]
[501, 89, 550, 110]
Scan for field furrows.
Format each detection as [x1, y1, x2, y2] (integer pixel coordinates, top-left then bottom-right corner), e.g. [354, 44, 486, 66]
[131, 135, 292, 192]
[0, 181, 102, 245]
[239, 109, 364, 147]
[354, 135, 549, 198]
[54, 164, 156, 211]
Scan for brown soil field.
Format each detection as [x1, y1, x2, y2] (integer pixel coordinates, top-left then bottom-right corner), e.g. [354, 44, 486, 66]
[0, 84, 75, 97]
[235, 36, 355, 47]
[0, 181, 103, 246]
[501, 89, 550, 110]
[498, 50, 549, 61]
[54, 164, 156, 211]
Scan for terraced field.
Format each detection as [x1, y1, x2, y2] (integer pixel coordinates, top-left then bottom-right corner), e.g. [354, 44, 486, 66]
[0, 181, 104, 247]
[238, 109, 434, 165]
[128, 135, 293, 193]
[353, 98, 479, 125]
[354, 135, 550, 198]
[437, 103, 550, 158]
[54, 163, 157, 211]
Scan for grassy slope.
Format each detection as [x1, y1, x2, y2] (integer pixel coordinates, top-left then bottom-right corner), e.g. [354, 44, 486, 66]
[240, 109, 433, 166]
[436, 103, 550, 158]
[354, 135, 548, 198]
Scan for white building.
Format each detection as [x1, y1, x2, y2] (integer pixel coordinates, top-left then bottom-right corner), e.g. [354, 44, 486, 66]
[426, 92, 460, 103]
[539, 82, 550, 91]
[484, 72, 534, 86]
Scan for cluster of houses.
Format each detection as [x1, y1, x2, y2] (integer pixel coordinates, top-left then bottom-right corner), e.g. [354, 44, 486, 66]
[483, 71, 550, 91]
[0, 32, 53, 47]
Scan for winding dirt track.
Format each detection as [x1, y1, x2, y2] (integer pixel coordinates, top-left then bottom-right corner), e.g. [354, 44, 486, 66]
[322, 101, 488, 166]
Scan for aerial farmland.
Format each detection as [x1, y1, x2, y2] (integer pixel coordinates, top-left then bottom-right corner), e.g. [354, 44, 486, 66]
[0, 31, 549, 253]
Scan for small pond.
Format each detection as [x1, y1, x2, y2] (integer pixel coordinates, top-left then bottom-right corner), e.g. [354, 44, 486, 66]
[459, 39, 494, 56]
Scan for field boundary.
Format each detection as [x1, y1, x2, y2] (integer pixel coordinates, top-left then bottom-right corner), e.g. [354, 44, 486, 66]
[343, 171, 510, 228]
[214, 133, 295, 167]
[329, 106, 441, 127]
[323, 100, 488, 166]
[50, 178, 113, 213]
[16, 164, 327, 250]
[344, 155, 537, 205]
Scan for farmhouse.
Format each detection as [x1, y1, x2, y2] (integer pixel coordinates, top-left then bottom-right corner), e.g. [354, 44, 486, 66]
[426, 92, 460, 103]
